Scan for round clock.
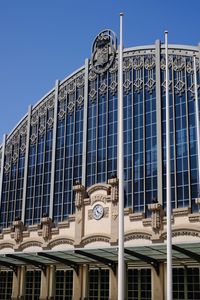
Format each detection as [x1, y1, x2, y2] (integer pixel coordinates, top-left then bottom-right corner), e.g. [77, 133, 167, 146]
[92, 204, 104, 220]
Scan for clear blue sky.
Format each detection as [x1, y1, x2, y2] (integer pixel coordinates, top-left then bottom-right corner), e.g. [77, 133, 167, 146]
[0, 0, 200, 142]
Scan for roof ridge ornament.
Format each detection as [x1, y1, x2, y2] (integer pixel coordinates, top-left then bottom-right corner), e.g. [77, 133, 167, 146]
[91, 29, 117, 74]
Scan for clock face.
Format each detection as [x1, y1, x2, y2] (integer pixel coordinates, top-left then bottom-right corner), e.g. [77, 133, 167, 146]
[92, 204, 104, 220]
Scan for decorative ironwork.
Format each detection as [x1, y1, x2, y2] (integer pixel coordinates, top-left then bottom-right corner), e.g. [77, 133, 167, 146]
[47, 117, 54, 129]
[175, 80, 185, 96]
[99, 82, 107, 95]
[76, 75, 84, 88]
[89, 89, 97, 101]
[144, 56, 155, 70]
[123, 79, 132, 94]
[134, 78, 143, 93]
[173, 57, 185, 71]
[30, 133, 37, 145]
[77, 95, 84, 108]
[145, 78, 155, 94]
[88, 70, 97, 82]
[67, 82, 76, 95]
[133, 56, 143, 70]
[91, 29, 117, 74]
[39, 125, 45, 136]
[109, 81, 117, 95]
[123, 58, 132, 71]
[58, 109, 65, 120]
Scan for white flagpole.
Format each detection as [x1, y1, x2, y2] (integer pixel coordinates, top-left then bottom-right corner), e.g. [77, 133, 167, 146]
[193, 55, 200, 195]
[118, 12, 124, 300]
[165, 31, 172, 300]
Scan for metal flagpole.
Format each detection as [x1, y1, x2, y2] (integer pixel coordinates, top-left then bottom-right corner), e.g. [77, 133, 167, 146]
[118, 12, 124, 300]
[165, 31, 172, 300]
[193, 55, 200, 195]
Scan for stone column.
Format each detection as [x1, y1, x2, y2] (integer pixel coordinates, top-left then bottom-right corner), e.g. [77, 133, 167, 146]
[72, 266, 82, 300]
[17, 266, 26, 300]
[73, 184, 86, 247]
[109, 269, 117, 300]
[39, 266, 51, 300]
[48, 265, 56, 300]
[108, 177, 119, 245]
[152, 263, 164, 300]
[11, 267, 21, 300]
[81, 265, 89, 300]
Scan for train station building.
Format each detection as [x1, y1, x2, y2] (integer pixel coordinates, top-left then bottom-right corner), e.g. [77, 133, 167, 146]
[0, 29, 200, 299]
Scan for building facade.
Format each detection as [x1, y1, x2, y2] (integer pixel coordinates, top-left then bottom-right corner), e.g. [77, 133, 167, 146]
[0, 30, 200, 299]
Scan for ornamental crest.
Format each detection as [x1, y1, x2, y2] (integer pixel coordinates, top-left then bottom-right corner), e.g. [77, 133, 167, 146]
[91, 30, 117, 74]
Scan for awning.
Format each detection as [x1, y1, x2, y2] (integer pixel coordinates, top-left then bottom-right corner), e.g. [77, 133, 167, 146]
[0, 242, 200, 272]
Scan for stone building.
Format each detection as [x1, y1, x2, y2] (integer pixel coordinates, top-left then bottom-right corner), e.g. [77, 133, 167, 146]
[0, 29, 200, 299]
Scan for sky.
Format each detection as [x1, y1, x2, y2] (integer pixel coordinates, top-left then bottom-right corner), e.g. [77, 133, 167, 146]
[0, 0, 200, 142]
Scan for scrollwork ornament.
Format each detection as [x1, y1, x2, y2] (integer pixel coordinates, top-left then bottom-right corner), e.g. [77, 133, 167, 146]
[173, 57, 185, 71]
[109, 60, 118, 73]
[31, 114, 39, 125]
[12, 152, 18, 164]
[39, 125, 45, 136]
[20, 143, 26, 154]
[47, 97, 55, 109]
[144, 55, 155, 70]
[186, 60, 193, 74]
[47, 117, 54, 129]
[99, 82, 107, 95]
[89, 89, 97, 101]
[76, 75, 84, 88]
[109, 81, 118, 95]
[134, 78, 143, 93]
[39, 104, 47, 117]
[89, 70, 97, 82]
[91, 29, 117, 74]
[175, 80, 185, 96]
[133, 56, 143, 70]
[67, 101, 75, 115]
[123, 79, 132, 94]
[4, 162, 11, 173]
[58, 109, 65, 120]
[145, 78, 155, 94]
[67, 82, 76, 95]
[20, 124, 27, 136]
[77, 95, 84, 108]
[30, 133, 37, 145]
[123, 58, 132, 71]
[59, 88, 66, 101]
[160, 55, 172, 70]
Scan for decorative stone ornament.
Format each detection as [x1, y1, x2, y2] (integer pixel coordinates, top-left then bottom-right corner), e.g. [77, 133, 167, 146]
[148, 202, 163, 232]
[73, 183, 87, 210]
[12, 219, 24, 243]
[41, 216, 52, 242]
[91, 29, 117, 74]
[108, 176, 119, 203]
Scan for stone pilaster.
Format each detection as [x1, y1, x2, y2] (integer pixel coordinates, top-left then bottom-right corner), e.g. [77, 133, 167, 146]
[48, 265, 56, 300]
[109, 269, 117, 300]
[73, 184, 87, 247]
[81, 265, 89, 300]
[152, 263, 164, 300]
[108, 177, 119, 245]
[17, 266, 26, 300]
[11, 267, 20, 300]
[39, 266, 51, 300]
[72, 266, 82, 300]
